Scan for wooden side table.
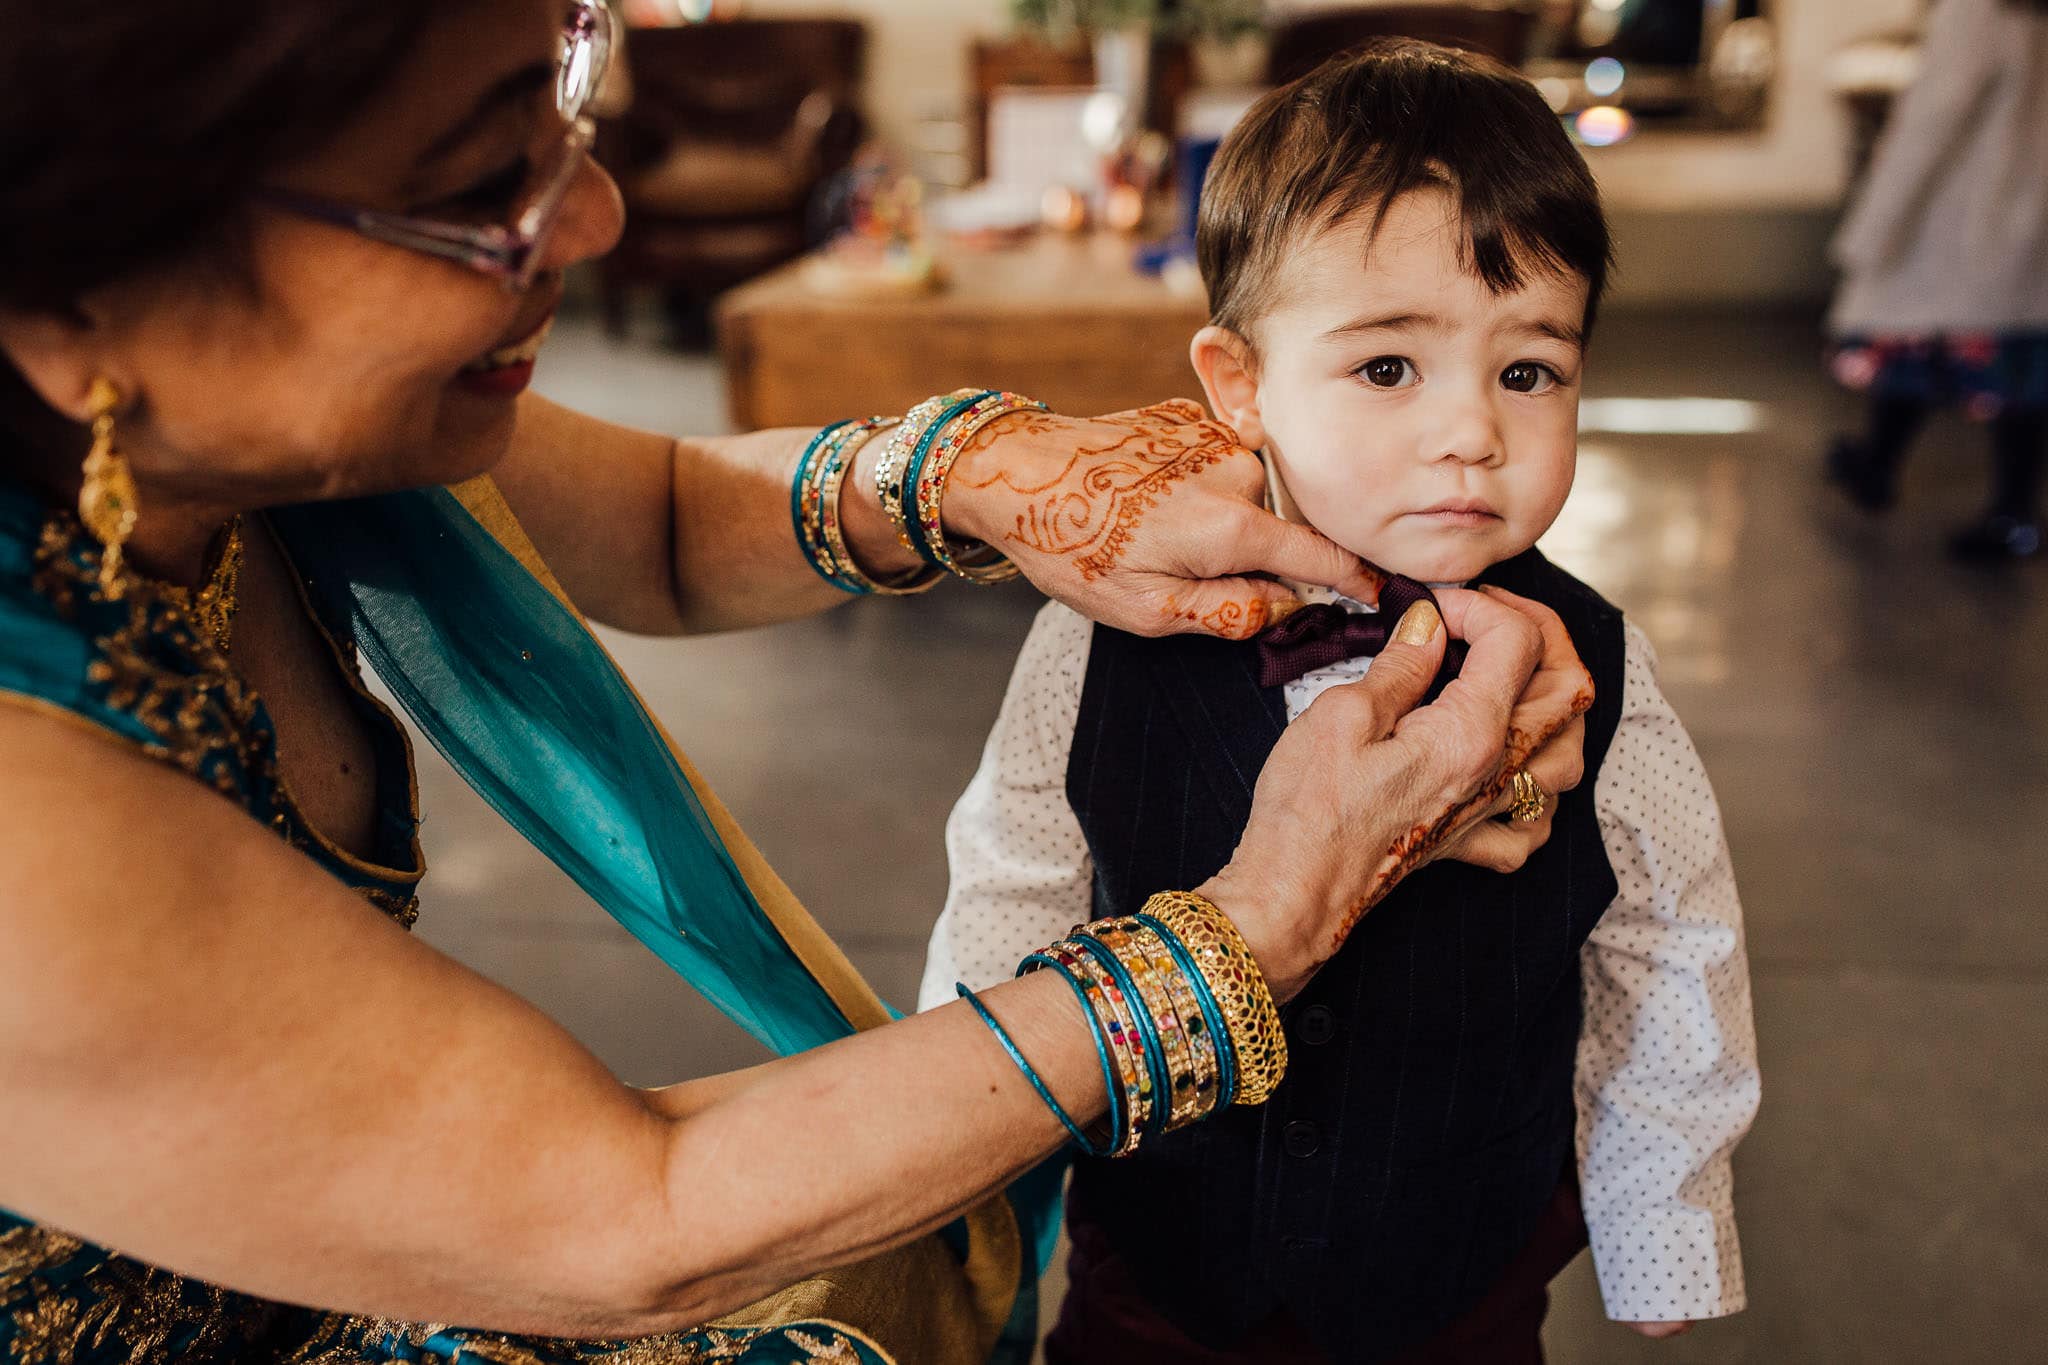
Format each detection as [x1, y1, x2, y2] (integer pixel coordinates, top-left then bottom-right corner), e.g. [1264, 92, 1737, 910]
[714, 233, 1213, 430]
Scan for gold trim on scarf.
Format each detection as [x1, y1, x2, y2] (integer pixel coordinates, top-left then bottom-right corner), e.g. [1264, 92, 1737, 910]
[445, 476, 1022, 1365]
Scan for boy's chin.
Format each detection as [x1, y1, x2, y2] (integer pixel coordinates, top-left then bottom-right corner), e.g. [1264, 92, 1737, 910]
[1360, 535, 1505, 587]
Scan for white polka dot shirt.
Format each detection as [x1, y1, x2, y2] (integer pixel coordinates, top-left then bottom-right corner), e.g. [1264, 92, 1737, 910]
[917, 595, 1760, 1325]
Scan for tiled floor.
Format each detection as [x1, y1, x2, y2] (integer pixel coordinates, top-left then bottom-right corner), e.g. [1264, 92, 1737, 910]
[398, 306, 2046, 1364]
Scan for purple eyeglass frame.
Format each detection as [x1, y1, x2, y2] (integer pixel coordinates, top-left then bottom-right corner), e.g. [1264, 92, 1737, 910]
[261, 0, 613, 292]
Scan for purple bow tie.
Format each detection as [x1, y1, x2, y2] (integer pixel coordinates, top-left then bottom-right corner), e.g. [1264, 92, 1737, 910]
[1254, 575, 1469, 690]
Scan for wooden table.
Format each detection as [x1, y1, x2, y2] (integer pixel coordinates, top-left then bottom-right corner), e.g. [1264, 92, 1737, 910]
[714, 233, 1212, 429]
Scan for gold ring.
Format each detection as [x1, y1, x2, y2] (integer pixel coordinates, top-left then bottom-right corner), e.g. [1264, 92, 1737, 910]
[1508, 768, 1547, 824]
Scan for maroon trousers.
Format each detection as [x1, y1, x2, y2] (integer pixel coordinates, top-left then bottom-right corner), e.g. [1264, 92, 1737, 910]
[1043, 1179, 1589, 1365]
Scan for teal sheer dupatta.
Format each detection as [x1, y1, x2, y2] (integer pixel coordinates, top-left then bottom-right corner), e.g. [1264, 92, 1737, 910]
[271, 483, 1058, 1364]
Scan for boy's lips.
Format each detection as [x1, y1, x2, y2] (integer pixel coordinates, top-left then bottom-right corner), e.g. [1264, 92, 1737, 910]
[1410, 498, 1502, 527]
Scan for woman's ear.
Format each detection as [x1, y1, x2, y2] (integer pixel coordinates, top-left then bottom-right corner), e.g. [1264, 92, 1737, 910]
[1189, 324, 1268, 450]
[0, 308, 113, 425]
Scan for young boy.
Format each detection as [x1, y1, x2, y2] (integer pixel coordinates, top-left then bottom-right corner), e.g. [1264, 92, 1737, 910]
[919, 41, 1760, 1365]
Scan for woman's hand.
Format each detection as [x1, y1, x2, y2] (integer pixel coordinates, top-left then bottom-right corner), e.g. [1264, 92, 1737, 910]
[1200, 586, 1596, 1002]
[1437, 716, 1585, 875]
[944, 400, 1384, 640]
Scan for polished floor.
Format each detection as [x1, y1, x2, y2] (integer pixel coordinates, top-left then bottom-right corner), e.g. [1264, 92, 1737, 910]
[396, 306, 2047, 1364]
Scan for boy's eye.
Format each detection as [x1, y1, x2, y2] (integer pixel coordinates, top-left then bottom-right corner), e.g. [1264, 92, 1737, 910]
[1357, 356, 1418, 389]
[419, 158, 530, 222]
[1501, 362, 1559, 394]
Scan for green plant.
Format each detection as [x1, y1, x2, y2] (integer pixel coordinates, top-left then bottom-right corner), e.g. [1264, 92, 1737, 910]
[1169, 0, 1266, 41]
[1010, 0, 1162, 35]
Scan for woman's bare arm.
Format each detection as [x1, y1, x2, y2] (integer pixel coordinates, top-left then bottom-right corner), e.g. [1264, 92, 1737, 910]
[0, 586, 1581, 1339]
[488, 394, 1382, 638]
[0, 707, 1097, 1338]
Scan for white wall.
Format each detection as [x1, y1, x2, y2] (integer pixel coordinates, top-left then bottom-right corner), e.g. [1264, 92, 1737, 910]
[747, 0, 1923, 212]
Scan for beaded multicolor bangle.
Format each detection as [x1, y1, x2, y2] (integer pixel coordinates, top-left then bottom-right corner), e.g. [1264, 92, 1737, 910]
[1020, 943, 1137, 1156]
[1070, 932, 1173, 1146]
[1033, 940, 1153, 1155]
[791, 420, 854, 589]
[1140, 891, 1288, 1107]
[815, 418, 941, 596]
[875, 389, 990, 558]
[1086, 916, 1218, 1130]
[1137, 909, 1237, 1109]
[910, 390, 1047, 584]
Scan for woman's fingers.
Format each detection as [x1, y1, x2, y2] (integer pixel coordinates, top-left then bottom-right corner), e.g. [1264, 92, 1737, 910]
[1442, 809, 1553, 873]
[1202, 503, 1385, 608]
[1307, 599, 1447, 739]
[1478, 585, 1596, 764]
[1476, 716, 1587, 819]
[1144, 573, 1306, 641]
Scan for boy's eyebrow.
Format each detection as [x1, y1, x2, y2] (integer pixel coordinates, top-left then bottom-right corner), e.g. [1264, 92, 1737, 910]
[417, 62, 553, 166]
[1503, 317, 1587, 349]
[1323, 309, 1587, 349]
[1322, 310, 1449, 340]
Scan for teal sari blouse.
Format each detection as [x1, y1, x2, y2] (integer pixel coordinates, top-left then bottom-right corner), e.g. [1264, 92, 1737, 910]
[0, 477, 983, 1365]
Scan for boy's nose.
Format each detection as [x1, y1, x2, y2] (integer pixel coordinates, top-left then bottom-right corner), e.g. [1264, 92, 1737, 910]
[1426, 395, 1506, 468]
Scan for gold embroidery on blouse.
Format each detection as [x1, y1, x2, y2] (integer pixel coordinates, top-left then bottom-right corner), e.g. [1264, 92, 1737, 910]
[278, 1318, 886, 1364]
[32, 516, 267, 803]
[27, 509, 421, 930]
[0, 1227, 81, 1302]
[2, 1238, 290, 1364]
[360, 888, 422, 930]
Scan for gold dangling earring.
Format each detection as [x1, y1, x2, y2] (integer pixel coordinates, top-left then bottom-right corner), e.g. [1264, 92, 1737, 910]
[78, 376, 139, 592]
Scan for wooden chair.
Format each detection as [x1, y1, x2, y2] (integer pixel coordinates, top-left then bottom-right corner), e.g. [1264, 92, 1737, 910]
[597, 19, 867, 335]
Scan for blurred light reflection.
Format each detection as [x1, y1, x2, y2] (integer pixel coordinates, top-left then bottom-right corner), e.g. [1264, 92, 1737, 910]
[1579, 397, 1764, 435]
[1574, 105, 1635, 147]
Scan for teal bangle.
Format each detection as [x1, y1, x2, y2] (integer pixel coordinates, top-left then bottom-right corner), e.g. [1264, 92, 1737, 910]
[957, 983, 1097, 1155]
[1071, 933, 1173, 1145]
[1137, 911, 1238, 1108]
[791, 421, 854, 589]
[806, 419, 884, 595]
[900, 390, 994, 566]
[1017, 954, 1123, 1157]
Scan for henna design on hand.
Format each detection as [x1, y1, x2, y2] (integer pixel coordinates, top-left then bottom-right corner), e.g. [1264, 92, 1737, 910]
[1160, 595, 1273, 639]
[955, 402, 1247, 581]
[1330, 677, 1593, 949]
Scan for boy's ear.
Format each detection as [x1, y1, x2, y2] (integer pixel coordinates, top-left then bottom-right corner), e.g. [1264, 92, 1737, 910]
[1189, 325, 1267, 450]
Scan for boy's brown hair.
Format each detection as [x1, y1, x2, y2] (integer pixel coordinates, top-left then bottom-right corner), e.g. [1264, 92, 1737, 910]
[1197, 38, 1612, 343]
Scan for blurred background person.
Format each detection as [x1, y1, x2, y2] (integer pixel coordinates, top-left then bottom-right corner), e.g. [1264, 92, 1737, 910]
[1824, 0, 2048, 561]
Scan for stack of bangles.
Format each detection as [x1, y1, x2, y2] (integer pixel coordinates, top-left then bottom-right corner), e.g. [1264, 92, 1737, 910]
[790, 387, 1050, 595]
[956, 890, 1290, 1158]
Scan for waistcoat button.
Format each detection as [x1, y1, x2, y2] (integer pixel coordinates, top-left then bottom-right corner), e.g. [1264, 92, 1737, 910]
[1282, 1120, 1321, 1158]
[1297, 1005, 1338, 1046]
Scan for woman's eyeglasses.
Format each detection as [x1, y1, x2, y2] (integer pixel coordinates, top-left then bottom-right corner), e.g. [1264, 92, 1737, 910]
[261, 0, 614, 291]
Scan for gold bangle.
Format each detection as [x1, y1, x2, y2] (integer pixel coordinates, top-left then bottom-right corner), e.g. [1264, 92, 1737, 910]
[816, 418, 941, 596]
[913, 391, 1047, 584]
[1043, 940, 1154, 1155]
[1082, 917, 1218, 1132]
[1141, 890, 1288, 1107]
[1125, 918, 1225, 1127]
[874, 389, 982, 558]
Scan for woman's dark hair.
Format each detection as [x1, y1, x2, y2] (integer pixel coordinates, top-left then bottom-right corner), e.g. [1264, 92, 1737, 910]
[1198, 38, 1613, 342]
[1, 5, 422, 313]
[0, 4, 422, 443]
